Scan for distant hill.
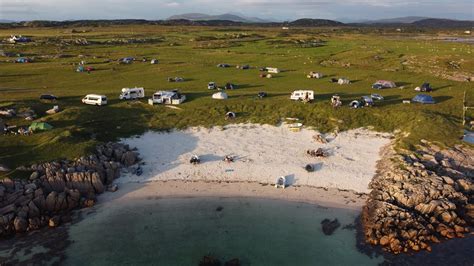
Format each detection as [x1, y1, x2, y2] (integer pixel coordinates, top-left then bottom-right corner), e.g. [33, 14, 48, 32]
[360, 16, 429, 24]
[167, 13, 269, 23]
[412, 18, 474, 28]
[288, 19, 344, 27]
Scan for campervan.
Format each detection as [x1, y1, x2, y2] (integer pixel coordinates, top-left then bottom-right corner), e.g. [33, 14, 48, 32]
[267, 67, 280, 74]
[82, 94, 107, 106]
[119, 87, 145, 100]
[149, 90, 186, 105]
[291, 90, 314, 101]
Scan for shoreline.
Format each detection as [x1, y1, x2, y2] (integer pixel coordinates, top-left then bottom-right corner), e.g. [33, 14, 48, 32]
[98, 180, 368, 211]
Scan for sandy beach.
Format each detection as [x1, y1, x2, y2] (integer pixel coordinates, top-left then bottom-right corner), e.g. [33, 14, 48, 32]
[104, 124, 392, 208]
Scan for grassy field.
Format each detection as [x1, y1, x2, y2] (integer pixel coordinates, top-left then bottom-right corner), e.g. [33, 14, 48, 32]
[0, 25, 473, 175]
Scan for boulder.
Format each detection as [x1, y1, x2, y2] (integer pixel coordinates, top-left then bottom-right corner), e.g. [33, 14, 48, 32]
[91, 172, 105, 193]
[440, 211, 453, 224]
[13, 216, 28, 233]
[30, 171, 39, 180]
[379, 236, 390, 246]
[456, 179, 473, 193]
[45, 191, 58, 212]
[121, 151, 137, 167]
[27, 201, 40, 218]
[28, 217, 41, 230]
[48, 216, 60, 227]
[107, 184, 118, 192]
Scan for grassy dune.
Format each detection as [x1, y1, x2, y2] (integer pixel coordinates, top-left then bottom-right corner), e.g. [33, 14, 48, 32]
[0, 25, 472, 173]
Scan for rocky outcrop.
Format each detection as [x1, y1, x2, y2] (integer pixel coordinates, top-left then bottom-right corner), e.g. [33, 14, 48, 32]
[0, 142, 139, 237]
[362, 143, 473, 254]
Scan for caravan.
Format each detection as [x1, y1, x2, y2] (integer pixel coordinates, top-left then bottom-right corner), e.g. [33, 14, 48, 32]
[119, 87, 145, 100]
[82, 94, 108, 106]
[290, 90, 314, 101]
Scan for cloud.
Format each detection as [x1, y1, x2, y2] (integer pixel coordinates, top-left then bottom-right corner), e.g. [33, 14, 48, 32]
[0, 0, 472, 21]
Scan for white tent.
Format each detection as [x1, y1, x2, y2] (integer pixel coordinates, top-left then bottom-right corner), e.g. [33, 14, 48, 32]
[212, 92, 228, 100]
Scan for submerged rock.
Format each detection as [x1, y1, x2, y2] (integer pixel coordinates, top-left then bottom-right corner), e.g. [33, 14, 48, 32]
[321, 218, 340, 235]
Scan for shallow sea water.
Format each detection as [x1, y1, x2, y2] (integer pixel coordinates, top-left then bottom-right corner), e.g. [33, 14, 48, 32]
[63, 197, 383, 266]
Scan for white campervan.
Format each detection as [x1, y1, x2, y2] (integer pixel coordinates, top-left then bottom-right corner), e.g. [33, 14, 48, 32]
[267, 67, 280, 74]
[119, 87, 145, 100]
[82, 94, 107, 106]
[290, 90, 314, 101]
[148, 90, 186, 105]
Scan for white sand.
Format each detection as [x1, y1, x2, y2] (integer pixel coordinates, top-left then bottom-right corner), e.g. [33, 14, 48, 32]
[119, 124, 391, 194]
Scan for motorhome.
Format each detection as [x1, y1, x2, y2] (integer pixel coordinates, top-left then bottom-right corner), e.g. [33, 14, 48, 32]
[82, 94, 107, 106]
[290, 90, 314, 101]
[119, 87, 145, 100]
[149, 90, 186, 105]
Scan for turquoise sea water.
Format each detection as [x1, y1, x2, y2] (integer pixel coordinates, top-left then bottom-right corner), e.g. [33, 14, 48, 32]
[64, 197, 383, 266]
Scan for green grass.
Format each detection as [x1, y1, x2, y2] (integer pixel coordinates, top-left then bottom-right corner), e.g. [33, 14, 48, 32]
[0, 25, 473, 174]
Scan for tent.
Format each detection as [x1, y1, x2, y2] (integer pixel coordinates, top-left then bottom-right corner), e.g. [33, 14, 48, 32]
[212, 92, 228, 100]
[412, 94, 435, 104]
[15, 57, 31, 63]
[29, 122, 53, 131]
[373, 80, 396, 89]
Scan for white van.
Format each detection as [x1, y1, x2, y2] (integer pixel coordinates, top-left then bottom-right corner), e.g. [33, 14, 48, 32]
[267, 67, 280, 74]
[119, 87, 145, 100]
[290, 90, 314, 101]
[82, 94, 108, 106]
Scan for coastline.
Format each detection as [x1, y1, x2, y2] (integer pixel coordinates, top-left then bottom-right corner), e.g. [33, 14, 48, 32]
[98, 180, 368, 211]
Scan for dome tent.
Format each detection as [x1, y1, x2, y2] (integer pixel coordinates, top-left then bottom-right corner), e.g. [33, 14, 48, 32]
[212, 92, 228, 100]
[412, 94, 435, 104]
[29, 122, 53, 131]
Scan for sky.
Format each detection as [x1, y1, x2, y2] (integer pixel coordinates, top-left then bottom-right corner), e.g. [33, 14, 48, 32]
[0, 0, 473, 22]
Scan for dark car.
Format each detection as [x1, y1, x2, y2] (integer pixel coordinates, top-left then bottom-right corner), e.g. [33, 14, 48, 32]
[257, 92, 267, 98]
[40, 94, 58, 101]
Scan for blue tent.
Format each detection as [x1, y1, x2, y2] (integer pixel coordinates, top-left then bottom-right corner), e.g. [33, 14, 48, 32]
[412, 94, 435, 104]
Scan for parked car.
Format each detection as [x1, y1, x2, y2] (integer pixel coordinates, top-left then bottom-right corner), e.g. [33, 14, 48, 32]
[371, 94, 384, 100]
[40, 94, 58, 101]
[257, 92, 267, 98]
[350, 96, 374, 108]
[208, 82, 217, 90]
[217, 63, 230, 68]
[415, 82, 433, 92]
